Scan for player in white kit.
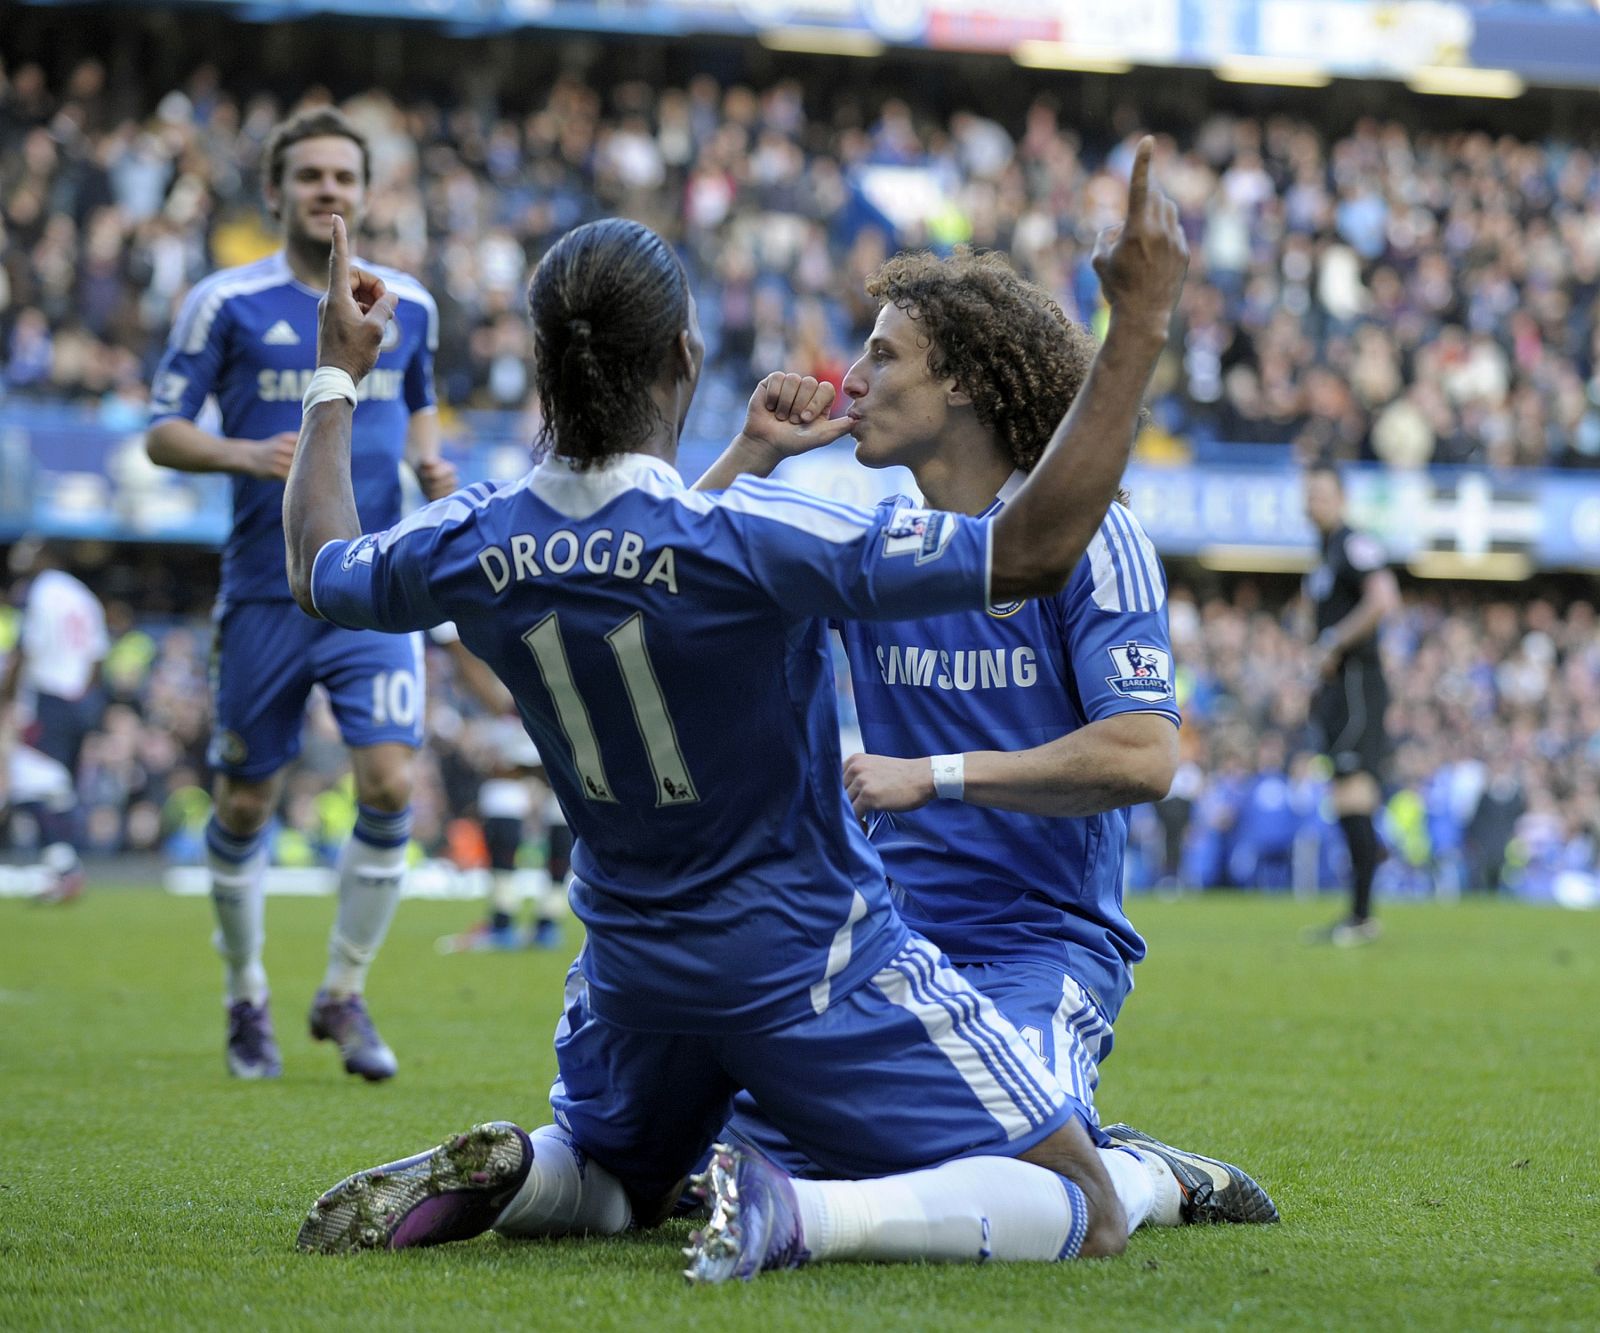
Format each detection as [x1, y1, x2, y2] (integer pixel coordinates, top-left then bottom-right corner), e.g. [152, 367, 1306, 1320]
[0, 538, 108, 902]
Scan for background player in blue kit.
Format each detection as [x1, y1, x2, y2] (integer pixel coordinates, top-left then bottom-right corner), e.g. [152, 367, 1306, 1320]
[702, 249, 1277, 1226]
[146, 107, 458, 1082]
[285, 137, 1191, 1280]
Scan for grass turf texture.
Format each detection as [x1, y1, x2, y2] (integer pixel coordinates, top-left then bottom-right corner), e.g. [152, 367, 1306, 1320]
[2, 891, 1597, 1332]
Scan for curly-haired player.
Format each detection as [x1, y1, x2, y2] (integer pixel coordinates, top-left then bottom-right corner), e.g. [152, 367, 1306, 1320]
[862, 247, 1097, 471]
[702, 243, 1278, 1230]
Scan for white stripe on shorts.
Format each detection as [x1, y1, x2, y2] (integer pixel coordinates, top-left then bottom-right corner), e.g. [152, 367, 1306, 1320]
[1050, 974, 1113, 1123]
[872, 938, 1066, 1142]
[900, 945, 1062, 1128]
[810, 891, 869, 1015]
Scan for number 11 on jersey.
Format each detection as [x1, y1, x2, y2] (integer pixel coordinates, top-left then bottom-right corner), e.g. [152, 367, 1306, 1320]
[522, 611, 699, 809]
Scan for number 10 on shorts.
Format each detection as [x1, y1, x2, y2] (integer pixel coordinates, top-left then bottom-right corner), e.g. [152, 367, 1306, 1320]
[370, 671, 418, 727]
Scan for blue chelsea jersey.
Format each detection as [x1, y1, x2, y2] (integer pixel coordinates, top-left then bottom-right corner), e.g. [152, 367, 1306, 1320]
[311, 455, 992, 1033]
[839, 475, 1179, 1020]
[150, 253, 437, 603]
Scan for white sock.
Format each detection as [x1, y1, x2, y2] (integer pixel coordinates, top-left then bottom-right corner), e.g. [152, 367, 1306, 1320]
[1098, 1147, 1156, 1233]
[324, 807, 410, 996]
[493, 1125, 633, 1237]
[206, 816, 269, 1006]
[790, 1156, 1088, 1264]
[489, 869, 521, 918]
[212, 864, 268, 1005]
[1128, 1148, 1184, 1227]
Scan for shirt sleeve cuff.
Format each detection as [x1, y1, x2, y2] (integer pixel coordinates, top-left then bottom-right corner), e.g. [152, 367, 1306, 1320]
[308, 539, 344, 621]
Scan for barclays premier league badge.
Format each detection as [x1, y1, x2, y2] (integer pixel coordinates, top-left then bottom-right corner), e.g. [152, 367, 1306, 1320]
[883, 507, 955, 564]
[1105, 641, 1173, 703]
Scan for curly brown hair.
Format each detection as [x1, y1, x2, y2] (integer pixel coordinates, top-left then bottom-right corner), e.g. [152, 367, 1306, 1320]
[864, 248, 1101, 474]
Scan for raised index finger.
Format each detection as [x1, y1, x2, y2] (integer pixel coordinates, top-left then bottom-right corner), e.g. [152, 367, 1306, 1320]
[328, 214, 350, 287]
[1125, 136, 1154, 223]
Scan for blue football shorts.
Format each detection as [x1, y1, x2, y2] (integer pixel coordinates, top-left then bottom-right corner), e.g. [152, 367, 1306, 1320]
[725, 957, 1116, 1178]
[208, 600, 424, 780]
[549, 935, 1077, 1205]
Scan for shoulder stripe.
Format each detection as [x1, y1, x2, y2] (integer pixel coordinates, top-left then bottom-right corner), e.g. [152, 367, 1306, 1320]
[378, 274, 439, 351]
[1085, 528, 1123, 612]
[1102, 509, 1136, 610]
[1132, 511, 1167, 611]
[719, 479, 872, 544]
[727, 475, 877, 523]
[176, 260, 290, 356]
[1120, 508, 1157, 612]
[1108, 507, 1152, 612]
[732, 474, 876, 526]
[376, 487, 495, 554]
[365, 264, 434, 300]
[664, 486, 718, 515]
[382, 281, 437, 313]
[363, 262, 439, 350]
[1105, 514, 1139, 611]
[174, 258, 283, 350]
[1113, 504, 1166, 611]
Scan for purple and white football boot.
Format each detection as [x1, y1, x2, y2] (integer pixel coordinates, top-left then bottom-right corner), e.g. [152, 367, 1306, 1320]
[308, 989, 397, 1082]
[682, 1144, 811, 1284]
[225, 998, 282, 1079]
[296, 1122, 534, 1253]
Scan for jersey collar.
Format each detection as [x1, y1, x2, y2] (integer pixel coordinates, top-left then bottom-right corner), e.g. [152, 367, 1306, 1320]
[978, 468, 1028, 519]
[275, 250, 374, 299]
[540, 452, 683, 486]
[530, 452, 684, 520]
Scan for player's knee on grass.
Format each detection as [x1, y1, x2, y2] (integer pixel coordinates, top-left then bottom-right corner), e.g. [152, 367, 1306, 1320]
[1018, 1120, 1128, 1258]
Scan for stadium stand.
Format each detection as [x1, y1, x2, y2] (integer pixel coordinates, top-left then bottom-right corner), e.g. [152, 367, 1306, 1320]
[2, 35, 1598, 902]
[4, 58, 1600, 471]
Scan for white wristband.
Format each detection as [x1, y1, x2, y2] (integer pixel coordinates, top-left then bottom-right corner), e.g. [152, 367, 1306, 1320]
[930, 753, 965, 802]
[302, 366, 358, 413]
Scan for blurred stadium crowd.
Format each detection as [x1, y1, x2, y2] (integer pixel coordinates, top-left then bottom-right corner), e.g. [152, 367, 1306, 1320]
[3, 53, 1599, 903]
[6, 577, 1596, 900]
[5, 56, 1600, 470]
[0, 594, 556, 876]
[1143, 587, 1600, 902]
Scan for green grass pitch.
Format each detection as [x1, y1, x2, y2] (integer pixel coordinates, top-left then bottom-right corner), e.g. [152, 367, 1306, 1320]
[2, 889, 1597, 1331]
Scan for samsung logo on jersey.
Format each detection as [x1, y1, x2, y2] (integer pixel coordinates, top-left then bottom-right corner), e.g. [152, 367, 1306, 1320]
[477, 529, 678, 595]
[875, 644, 1038, 691]
[257, 369, 404, 402]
